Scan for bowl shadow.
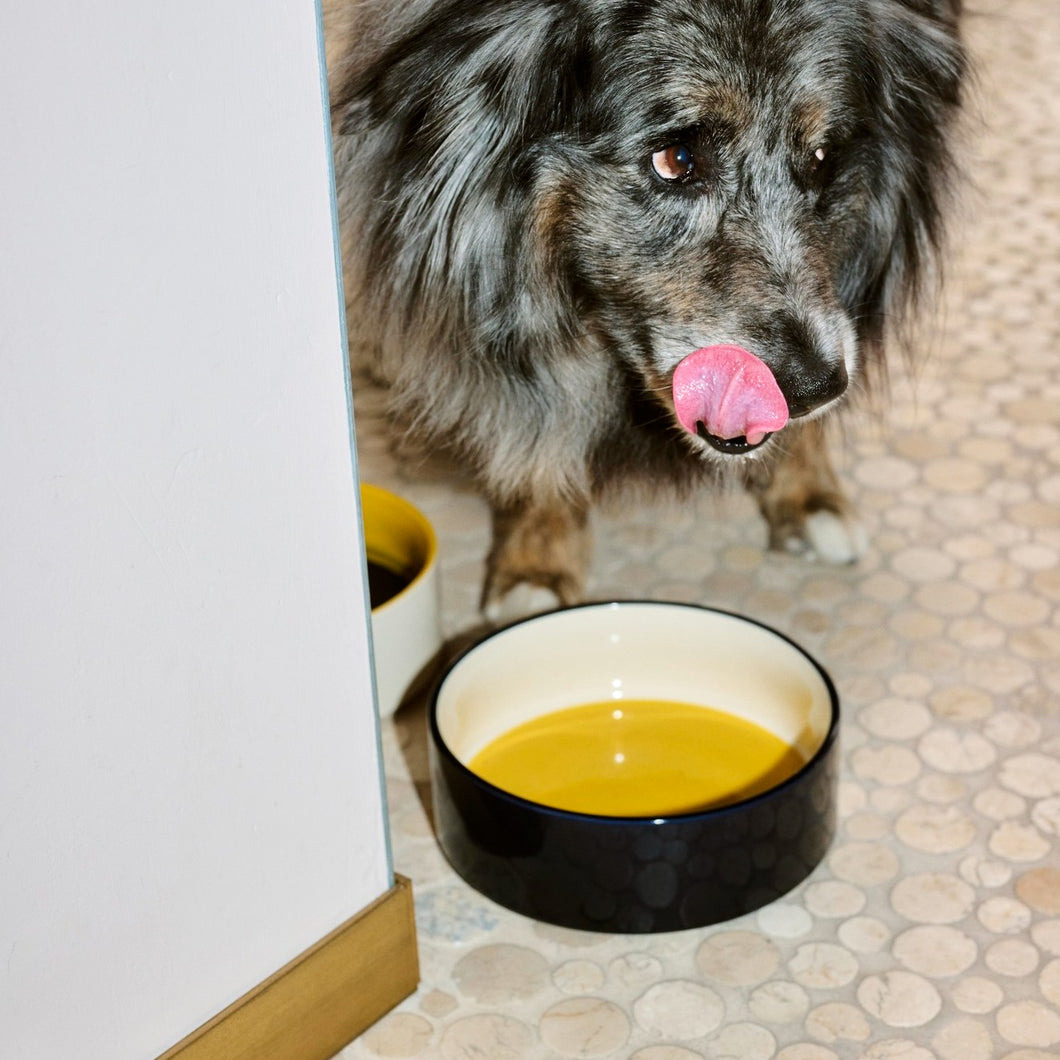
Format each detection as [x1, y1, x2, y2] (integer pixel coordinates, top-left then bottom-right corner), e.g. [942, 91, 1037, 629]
[390, 622, 495, 827]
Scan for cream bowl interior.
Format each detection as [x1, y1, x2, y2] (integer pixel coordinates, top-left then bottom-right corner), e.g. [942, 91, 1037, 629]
[435, 601, 835, 799]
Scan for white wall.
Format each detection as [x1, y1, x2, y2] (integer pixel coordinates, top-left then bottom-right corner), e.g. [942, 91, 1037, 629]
[0, 2, 391, 1057]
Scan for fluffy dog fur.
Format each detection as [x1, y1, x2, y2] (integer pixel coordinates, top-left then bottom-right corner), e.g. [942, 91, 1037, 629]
[324, 0, 965, 615]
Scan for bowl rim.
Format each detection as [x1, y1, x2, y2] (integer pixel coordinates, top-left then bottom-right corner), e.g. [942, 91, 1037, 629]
[429, 599, 840, 825]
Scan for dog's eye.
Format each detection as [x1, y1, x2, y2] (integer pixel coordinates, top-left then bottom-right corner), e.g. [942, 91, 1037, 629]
[800, 143, 839, 194]
[805, 144, 838, 188]
[651, 143, 696, 182]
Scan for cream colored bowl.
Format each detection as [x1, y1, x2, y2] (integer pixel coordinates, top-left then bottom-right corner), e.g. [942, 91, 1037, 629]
[360, 483, 442, 717]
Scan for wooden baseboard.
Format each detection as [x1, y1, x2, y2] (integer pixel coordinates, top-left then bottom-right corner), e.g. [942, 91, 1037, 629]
[158, 874, 418, 1060]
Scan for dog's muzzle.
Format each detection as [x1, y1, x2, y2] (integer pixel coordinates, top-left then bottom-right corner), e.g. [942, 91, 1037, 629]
[672, 345, 789, 454]
[776, 359, 849, 420]
[693, 421, 772, 453]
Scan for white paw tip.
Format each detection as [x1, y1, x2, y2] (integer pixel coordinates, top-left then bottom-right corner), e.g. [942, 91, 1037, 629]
[484, 584, 563, 624]
[804, 510, 868, 565]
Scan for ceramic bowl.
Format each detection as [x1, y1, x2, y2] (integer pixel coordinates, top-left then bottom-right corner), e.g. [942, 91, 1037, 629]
[429, 601, 839, 933]
[360, 483, 443, 717]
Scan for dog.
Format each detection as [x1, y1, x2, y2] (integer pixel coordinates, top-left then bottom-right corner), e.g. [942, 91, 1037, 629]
[324, 0, 965, 617]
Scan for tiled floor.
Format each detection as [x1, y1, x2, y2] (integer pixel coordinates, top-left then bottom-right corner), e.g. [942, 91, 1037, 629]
[342, 1, 1059, 1056]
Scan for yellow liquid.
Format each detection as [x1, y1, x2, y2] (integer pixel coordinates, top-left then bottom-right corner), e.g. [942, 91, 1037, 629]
[468, 699, 805, 817]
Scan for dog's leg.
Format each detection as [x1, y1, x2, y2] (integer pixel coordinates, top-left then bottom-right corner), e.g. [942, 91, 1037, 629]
[751, 419, 867, 564]
[481, 496, 591, 622]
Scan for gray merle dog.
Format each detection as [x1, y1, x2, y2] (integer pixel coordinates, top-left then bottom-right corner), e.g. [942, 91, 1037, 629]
[324, 0, 965, 618]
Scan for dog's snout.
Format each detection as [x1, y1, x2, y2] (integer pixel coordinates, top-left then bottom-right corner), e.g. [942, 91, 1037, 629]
[753, 310, 852, 419]
[777, 358, 849, 419]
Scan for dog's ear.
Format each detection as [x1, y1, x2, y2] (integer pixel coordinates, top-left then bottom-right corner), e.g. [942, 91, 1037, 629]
[331, 1, 598, 365]
[888, 0, 962, 27]
[846, 0, 966, 356]
[333, 3, 596, 143]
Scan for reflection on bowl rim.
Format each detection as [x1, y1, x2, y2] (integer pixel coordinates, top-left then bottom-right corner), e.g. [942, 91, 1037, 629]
[430, 599, 840, 823]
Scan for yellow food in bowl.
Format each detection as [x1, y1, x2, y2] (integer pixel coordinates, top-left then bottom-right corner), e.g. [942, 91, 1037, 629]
[468, 698, 806, 817]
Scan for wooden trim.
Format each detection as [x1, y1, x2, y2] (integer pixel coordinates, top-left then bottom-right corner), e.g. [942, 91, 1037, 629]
[158, 875, 418, 1060]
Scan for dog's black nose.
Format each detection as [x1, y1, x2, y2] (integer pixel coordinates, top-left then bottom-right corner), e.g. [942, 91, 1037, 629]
[778, 359, 849, 419]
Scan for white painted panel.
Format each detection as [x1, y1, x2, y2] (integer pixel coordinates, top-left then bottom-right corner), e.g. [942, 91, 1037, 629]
[0, 1, 391, 1057]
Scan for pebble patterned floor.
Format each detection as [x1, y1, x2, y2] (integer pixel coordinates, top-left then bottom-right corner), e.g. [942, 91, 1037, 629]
[341, 2, 1059, 1057]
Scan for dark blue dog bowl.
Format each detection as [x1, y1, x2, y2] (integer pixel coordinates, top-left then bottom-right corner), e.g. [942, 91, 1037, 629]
[429, 601, 840, 933]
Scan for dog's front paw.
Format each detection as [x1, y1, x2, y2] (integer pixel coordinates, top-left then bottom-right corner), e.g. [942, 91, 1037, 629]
[481, 498, 591, 623]
[773, 508, 868, 565]
[483, 583, 565, 625]
[750, 419, 866, 566]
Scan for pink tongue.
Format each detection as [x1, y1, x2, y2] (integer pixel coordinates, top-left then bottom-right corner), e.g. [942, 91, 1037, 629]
[672, 344, 789, 445]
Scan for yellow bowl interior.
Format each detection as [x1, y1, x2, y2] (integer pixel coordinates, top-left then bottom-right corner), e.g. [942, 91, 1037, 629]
[359, 483, 438, 611]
